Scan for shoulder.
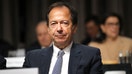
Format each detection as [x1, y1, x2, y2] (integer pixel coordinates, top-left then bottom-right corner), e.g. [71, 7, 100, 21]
[120, 36, 132, 40]
[119, 36, 132, 43]
[88, 41, 102, 48]
[26, 41, 41, 52]
[73, 43, 102, 66]
[0, 55, 6, 62]
[26, 49, 42, 55]
[0, 55, 6, 69]
[74, 43, 100, 56]
[76, 43, 99, 50]
[25, 47, 50, 58]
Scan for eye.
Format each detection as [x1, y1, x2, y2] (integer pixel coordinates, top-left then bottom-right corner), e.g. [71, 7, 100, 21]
[50, 22, 56, 25]
[61, 21, 69, 26]
[116, 23, 120, 26]
[49, 22, 57, 27]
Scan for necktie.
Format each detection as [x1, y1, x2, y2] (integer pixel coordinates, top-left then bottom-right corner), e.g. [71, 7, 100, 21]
[52, 50, 65, 74]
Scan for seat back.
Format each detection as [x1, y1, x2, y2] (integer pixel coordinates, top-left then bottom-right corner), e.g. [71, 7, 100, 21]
[105, 71, 126, 74]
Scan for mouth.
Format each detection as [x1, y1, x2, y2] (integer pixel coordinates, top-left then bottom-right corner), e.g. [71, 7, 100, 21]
[55, 35, 66, 38]
[111, 31, 118, 34]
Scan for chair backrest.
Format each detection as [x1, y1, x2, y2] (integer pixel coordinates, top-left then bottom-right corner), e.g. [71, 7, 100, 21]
[5, 57, 25, 68]
[0, 68, 38, 74]
[105, 71, 126, 74]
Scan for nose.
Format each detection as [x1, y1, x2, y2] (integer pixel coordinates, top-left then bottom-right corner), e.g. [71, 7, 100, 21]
[57, 24, 63, 33]
[112, 24, 119, 30]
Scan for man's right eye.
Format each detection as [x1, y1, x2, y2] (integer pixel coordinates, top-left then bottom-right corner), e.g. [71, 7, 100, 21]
[50, 22, 56, 26]
[51, 23, 55, 25]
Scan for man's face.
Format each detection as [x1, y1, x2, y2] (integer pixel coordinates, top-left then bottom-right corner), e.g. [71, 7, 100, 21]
[48, 6, 76, 48]
[101, 16, 120, 38]
[86, 20, 99, 38]
[36, 22, 52, 47]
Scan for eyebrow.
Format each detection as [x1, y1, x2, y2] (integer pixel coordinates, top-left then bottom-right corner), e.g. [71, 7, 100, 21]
[50, 20, 69, 23]
[49, 21, 57, 23]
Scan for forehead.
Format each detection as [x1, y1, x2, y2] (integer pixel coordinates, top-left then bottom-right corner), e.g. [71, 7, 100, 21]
[36, 23, 47, 31]
[48, 6, 71, 20]
[86, 20, 96, 25]
[105, 16, 119, 23]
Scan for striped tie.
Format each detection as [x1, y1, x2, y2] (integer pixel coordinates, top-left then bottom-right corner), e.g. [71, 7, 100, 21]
[52, 50, 65, 74]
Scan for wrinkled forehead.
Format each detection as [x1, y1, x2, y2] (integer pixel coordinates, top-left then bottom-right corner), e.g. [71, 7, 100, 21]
[48, 6, 72, 19]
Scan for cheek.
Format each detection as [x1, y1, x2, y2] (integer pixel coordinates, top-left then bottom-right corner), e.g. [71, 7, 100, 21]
[106, 28, 111, 34]
[37, 37, 41, 40]
[103, 26, 109, 32]
[116, 27, 120, 31]
[106, 28, 115, 36]
[38, 36, 43, 41]
[48, 28, 55, 35]
[64, 27, 72, 35]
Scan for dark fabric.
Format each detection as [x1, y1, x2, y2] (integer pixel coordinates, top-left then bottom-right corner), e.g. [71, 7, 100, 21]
[26, 41, 41, 53]
[23, 43, 103, 74]
[0, 39, 14, 57]
[0, 55, 6, 69]
[81, 37, 91, 45]
[103, 64, 132, 74]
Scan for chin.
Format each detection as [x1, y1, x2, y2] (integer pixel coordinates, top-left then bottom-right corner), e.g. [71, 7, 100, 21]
[110, 35, 118, 39]
[112, 34, 118, 37]
[55, 39, 68, 45]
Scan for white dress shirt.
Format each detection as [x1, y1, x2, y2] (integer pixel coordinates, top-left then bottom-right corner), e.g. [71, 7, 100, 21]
[49, 42, 73, 74]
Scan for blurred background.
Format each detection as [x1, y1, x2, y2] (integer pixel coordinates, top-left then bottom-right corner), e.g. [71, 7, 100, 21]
[0, 0, 132, 73]
[0, 0, 132, 57]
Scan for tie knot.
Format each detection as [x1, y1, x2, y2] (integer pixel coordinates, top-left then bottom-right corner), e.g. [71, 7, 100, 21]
[58, 51, 65, 57]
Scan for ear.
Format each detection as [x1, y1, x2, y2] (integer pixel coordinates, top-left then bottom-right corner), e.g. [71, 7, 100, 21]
[48, 27, 51, 33]
[72, 25, 77, 34]
[100, 24, 105, 33]
[47, 27, 52, 37]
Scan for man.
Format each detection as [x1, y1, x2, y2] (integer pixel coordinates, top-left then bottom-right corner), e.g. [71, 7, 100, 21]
[82, 16, 101, 45]
[0, 55, 6, 69]
[23, 2, 103, 74]
[26, 21, 52, 52]
[0, 39, 14, 57]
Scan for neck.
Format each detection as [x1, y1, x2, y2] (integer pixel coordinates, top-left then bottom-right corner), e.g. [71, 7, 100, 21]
[54, 41, 72, 50]
[106, 36, 118, 42]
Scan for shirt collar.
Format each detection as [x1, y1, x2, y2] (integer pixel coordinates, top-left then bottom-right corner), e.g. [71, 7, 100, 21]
[53, 41, 73, 56]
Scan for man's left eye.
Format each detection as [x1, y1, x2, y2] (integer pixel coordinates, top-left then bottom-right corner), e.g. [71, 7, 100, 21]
[63, 22, 68, 24]
[61, 21, 69, 26]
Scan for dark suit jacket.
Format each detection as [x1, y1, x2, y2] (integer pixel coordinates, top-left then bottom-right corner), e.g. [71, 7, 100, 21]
[0, 55, 6, 69]
[23, 43, 103, 74]
[0, 39, 14, 57]
[26, 41, 41, 53]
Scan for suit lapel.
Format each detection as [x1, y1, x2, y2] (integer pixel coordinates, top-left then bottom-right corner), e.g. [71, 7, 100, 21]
[68, 43, 82, 74]
[38, 43, 82, 74]
[40, 46, 53, 74]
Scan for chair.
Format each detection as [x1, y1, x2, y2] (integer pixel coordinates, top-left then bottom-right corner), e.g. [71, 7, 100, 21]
[0, 68, 38, 74]
[105, 71, 126, 74]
